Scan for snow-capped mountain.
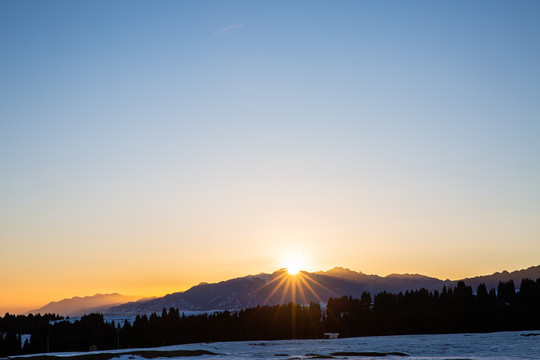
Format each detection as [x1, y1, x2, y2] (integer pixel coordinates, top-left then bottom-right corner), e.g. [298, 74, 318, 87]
[104, 265, 540, 315]
[28, 266, 540, 316]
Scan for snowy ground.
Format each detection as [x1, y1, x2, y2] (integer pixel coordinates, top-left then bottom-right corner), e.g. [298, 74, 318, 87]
[11, 330, 540, 360]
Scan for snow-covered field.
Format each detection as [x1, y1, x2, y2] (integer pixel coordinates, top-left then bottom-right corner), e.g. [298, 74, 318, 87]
[15, 331, 540, 360]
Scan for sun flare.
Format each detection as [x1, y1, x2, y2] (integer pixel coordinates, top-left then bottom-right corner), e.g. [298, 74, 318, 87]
[281, 253, 307, 276]
[287, 265, 300, 275]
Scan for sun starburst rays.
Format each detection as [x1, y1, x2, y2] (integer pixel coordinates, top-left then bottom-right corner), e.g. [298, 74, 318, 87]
[248, 269, 330, 339]
[257, 270, 328, 307]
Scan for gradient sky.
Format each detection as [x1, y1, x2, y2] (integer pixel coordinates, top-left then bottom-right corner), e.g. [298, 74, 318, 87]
[1, 0, 539, 314]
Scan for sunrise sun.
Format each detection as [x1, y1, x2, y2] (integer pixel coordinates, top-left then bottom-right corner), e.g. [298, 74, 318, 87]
[281, 253, 307, 275]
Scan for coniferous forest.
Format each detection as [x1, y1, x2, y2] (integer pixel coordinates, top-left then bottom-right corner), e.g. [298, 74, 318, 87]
[1, 279, 539, 356]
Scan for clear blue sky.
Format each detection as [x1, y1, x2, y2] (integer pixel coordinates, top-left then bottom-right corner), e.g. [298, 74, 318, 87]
[1, 0, 539, 313]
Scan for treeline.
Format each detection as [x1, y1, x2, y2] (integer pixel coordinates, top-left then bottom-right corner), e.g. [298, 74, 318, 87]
[2, 278, 540, 356]
[325, 278, 540, 336]
[0, 313, 62, 355]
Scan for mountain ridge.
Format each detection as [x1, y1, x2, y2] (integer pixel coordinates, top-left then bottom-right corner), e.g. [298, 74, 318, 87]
[28, 293, 144, 317]
[106, 265, 540, 315]
[29, 265, 540, 316]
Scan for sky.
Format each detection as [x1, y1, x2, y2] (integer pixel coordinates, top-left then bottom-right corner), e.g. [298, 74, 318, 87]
[1, 0, 539, 314]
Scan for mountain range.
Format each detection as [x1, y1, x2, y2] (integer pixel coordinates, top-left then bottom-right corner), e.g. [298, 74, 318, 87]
[28, 265, 540, 316]
[28, 293, 143, 317]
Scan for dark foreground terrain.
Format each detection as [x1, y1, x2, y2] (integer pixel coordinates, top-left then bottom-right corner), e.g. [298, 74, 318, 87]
[1, 278, 539, 357]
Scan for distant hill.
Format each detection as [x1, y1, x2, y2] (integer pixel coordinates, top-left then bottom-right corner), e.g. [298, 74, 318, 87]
[460, 265, 540, 290]
[105, 265, 540, 315]
[28, 293, 143, 316]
